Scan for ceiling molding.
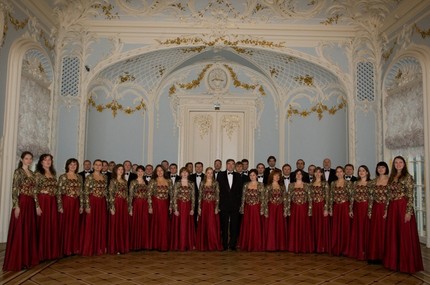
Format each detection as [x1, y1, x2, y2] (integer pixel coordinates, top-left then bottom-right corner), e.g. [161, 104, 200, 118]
[85, 20, 357, 46]
[13, 0, 57, 30]
[382, 0, 430, 37]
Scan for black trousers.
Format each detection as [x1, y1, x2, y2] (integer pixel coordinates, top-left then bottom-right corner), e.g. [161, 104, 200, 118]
[219, 210, 240, 250]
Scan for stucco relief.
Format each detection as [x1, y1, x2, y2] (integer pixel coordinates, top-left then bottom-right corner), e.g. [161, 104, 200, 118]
[221, 115, 240, 140]
[193, 114, 213, 139]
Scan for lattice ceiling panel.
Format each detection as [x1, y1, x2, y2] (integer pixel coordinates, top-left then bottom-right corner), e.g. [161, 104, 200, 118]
[240, 48, 343, 91]
[97, 47, 196, 91]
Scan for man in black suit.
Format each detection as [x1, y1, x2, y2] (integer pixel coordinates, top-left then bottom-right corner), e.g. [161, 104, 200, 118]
[101, 160, 112, 185]
[217, 159, 243, 251]
[78, 159, 93, 183]
[263, 155, 280, 185]
[282, 163, 292, 189]
[344, 163, 358, 182]
[256, 163, 265, 183]
[189, 162, 204, 227]
[213, 159, 222, 180]
[235, 161, 250, 183]
[169, 163, 180, 184]
[144, 164, 153, 184]
[290, 159, 310, 183]
[323, 158, 337, 184]
[124, 160, 138, 188]
[241, 159, 249, 176]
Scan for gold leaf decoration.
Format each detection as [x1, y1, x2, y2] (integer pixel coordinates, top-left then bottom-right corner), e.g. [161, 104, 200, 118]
[176, 64, 213, 90]
[8, 12, 29, 30]
[39, 30, 55, 51]
[91, 3, 119, 20]
[413, 23, 430, 39]
[270, 67, 280, 78]
[88, 96, 146, 117]
[395, 69, 402, 80]
[321, 14, 340, 25]
[294, 74, 314, 87]
[158, 36, 284, 54]
[119, 72, 136, 83]
[287, 97, 347, 120]
[224, 64, 266, 96]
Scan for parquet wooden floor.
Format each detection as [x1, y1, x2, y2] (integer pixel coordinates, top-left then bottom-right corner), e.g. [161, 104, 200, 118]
[1, 243, 430, 284]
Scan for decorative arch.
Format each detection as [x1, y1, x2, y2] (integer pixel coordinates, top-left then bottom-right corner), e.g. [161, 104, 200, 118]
[382, 44, 430, 246]
[0, 38, 54, 242]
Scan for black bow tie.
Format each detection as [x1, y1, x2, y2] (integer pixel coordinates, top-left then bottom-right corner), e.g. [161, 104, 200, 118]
[325, 170, 330, 172]
[346, 176, 351, 179]
[284, 176, 289, 180]
[171, 175, 176, 178]
[227, 172, 233, 175]
[196, 174, 202, 177]
[258, 175, 263, 178]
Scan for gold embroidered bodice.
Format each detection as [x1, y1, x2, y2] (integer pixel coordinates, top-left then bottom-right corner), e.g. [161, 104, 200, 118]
[58, 174, 83, 198]
[201, 186, 217, 202]
[172, 181, 195, 212]
[129, 180, 150, 199]
[83, 174, 108, 210]
[198, 181, 220, 214]
[286, 183, 312, 216]
[35, 172, 61, 210]
[268, 187, 284, 205]
[373, 184, 389, 203]
[12, 168, 36, 209]
[352, 184, 370, 203]
[332, 186, 349, 203]
[389, 174, 415, 215]
[108, 179, 129, 211]
[240, 182, 266, 215]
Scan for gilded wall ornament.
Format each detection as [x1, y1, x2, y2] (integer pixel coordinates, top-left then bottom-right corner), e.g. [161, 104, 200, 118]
[293, 74, 314, 87]
[287, 97, 347, 120]
[88, 96, 146, 117]
[207, 68, 228, 91]
[414, 23, 430, 39]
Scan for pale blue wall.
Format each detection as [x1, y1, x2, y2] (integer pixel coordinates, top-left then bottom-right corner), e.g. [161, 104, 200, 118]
[56, 105, 80, 170]
[355, 110, 377, 173]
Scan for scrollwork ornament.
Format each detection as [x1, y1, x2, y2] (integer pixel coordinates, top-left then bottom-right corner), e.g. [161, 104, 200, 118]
[194, 115, 213, 139]
[221, 115, 240, 140]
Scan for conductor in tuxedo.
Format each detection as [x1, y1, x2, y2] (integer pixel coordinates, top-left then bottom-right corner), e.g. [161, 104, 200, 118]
[189, 162, 205, 227]
[217, 159, 243, 251]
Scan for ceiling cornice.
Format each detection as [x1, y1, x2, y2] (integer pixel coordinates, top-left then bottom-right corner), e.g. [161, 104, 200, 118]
[382, 0, 430, 37]
[84, 20, 357, 47]
[13, 0, 57, 30]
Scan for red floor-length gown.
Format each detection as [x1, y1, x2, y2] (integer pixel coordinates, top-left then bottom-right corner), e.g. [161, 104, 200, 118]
[170, 182, 196, 251]
[347, 183, 370, 260]
[310, 182, 331, 253]
[58, 174, 83, 256]
[196, 182, 222, 251]
[287, 184, 314, 253]
[330, 181, 352, 256]
[34, 172, 61, 261]
[367, 183, 388, 261]
[149, 180, 172, 251]
[129, 180, 152, 250]
[80, 175, 108, 256]
[384, 175, 423, 273]
[238, 182, 265, 251]
[3, 169, 39, 271]
[265, 185, 287, 251]
[107, 179, 130, 254]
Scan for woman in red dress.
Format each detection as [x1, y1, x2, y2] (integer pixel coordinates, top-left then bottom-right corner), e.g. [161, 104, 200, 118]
[170, 167, 196, 251]
[149, 165, 173, 251]
[80, 159, 108, 256]
[129, 165, 152, 250]
[196, 167, 222, 251]
[367, 161, 389, 263]
[347, 165, 371, 260]
[58, 158, 83, 256]
[107, 164, 130, 254]
[383, 156, 423, 273]
[238, 169, 265, 251]
[327, 166, 352, 256]
[3, 151, 39, 271]
[264, 169, 287, 251]
[287, 169, 313, 253]
[34, 153, 61, 261]
[310, 167, 331, 253]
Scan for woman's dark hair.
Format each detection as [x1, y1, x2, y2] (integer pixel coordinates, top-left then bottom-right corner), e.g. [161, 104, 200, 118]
[136, 165, 145, 172]
[36, 153, 56, 176]
[18, 151, 33, 169]
[65, 158, 79, 173]
[152, 164, 167, 180]
[388, 156, 409, 183]
[248, 168, 258, 180]
[112, 164, 125, 180]
[267, 169, 283, 186]
[357, 165, 371, 181]
[375, 161, 389, 176]
[314, 167, 326, 182]
[295, 169, 305, 181]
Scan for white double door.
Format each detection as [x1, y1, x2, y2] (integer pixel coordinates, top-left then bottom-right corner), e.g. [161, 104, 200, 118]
[181, 111, 246, 169]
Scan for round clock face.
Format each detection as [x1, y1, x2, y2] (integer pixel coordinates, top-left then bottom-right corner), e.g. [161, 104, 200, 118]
[207, 68, 228, 91]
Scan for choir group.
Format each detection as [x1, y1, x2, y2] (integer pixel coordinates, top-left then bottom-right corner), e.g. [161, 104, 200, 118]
[2, 152, 424, 274]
